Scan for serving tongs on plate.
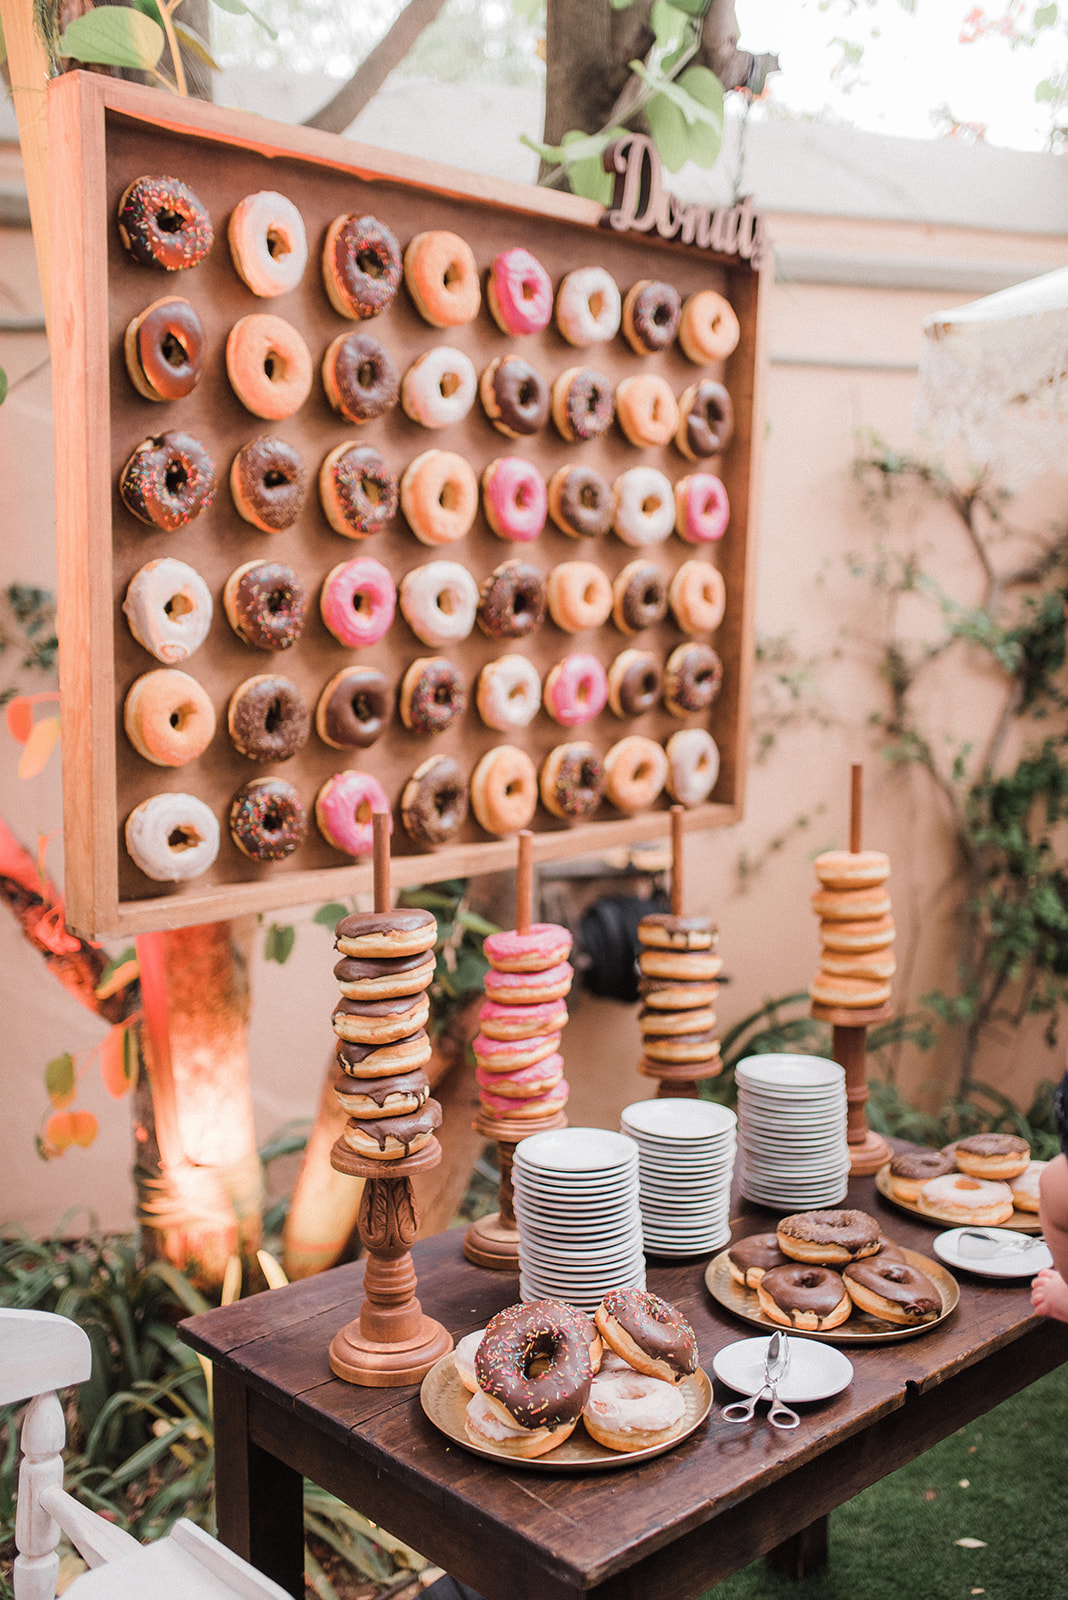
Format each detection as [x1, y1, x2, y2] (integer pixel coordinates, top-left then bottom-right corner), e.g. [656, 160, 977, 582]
[721, 1331, 801, 1430]
[956, 1228, 1046, 1260]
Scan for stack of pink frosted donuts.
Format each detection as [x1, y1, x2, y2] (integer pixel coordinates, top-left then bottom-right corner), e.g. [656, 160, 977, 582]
[473, 922, 574, 1125]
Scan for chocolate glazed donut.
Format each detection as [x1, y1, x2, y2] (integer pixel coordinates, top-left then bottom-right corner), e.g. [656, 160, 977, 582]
[483, 356, 549, 435]
[682, 381, 734, 457]
[323, 330, 400, 422]
[477, 561, 547, 639]
[316, 667, 391, 749]
[626, 280, 682, 352]
[228, 674, 309, 762]
[612, 652, 662, 716]
[475, 1302, 594, 1429]
[758, 1264, 849, 1325]
[126, 298, 205, 400]
[551, 465, 614, 538]
[231, 436, 307, 530]
[843, 1258, 941, 1323]
[401, 755, 469, 847]
[663, 642, 723, 714]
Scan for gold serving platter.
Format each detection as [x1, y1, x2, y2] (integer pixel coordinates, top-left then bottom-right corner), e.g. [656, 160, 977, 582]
[704, 1245, 959, 1344]
[874, 1162, 1042, 1235]
[420, 1353, 712, 1471]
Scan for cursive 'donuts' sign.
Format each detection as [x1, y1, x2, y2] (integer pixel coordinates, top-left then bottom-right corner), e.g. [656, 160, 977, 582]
[601, 133, 769, 271]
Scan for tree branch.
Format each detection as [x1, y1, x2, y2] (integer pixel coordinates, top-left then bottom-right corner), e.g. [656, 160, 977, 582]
[302, 0, 450, 134]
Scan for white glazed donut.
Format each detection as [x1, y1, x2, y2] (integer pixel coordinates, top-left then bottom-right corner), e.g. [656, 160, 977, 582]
[555, 267, 622, 347]
[665, 728, 720, 806]
[916, 1172, 1015, 1225]
[1009, 1160, 1046, 1213]
[454, 1328, 486, 1392]
[612, 468, 675, 547]
[582, 1371, 686, 1451]
[401, 346, 477, 428]
[125, 792, 220, 881]
[123, 557, 213, 663]
[227, 190, 308, 297]
[399, 561, 479, 647]
[477, 655, 543, 730]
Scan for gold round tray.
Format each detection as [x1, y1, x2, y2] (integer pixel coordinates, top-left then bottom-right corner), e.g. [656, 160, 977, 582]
[420, 1353, 712, 1472]
[704, 1245, 959, 1344]
[874, 1161, 1041, 1235]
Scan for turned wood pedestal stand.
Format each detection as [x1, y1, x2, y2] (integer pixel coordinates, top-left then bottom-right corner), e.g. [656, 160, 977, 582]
[462, 1108, 568, 1269]
[328, 1136, 453, 1386]
[808, 1003, 892, 1175]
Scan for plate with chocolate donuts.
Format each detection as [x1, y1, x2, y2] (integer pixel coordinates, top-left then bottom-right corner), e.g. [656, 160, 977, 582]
[875, 1137, 1043, 1234]
[705, 1209, 959, 1343]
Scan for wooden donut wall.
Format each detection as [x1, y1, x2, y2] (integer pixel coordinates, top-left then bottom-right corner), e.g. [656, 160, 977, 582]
[50, 73, 766, 938]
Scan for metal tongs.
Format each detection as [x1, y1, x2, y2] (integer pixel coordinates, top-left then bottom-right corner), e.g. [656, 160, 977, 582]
[957, 1228, 1046, 1260]
[721, 1331, 801, 1430]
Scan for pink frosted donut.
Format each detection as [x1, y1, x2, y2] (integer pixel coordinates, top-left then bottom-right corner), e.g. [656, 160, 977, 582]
[483, 457, 547, 542]
[476, 1053, 565, 1099]
[479, 1075, 570, 1118]
[675, 473, 729, 544]
[315, 770, 391, 855]
[320, 557, 396, 647]
[483, 960, 574, 1004]
[487, 247, 553, 336]
[473, 1032, 562, 1071]
[543, 652, 608, 727]
[477, 997, 569, 1040]
[484, 923, 573, 971]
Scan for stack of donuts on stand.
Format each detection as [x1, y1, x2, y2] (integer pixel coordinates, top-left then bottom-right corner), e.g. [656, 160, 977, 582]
[473, 920, 573, 1128]
[808, 849, 896, 1013]
[636, 910, 722, 1092]
[452, 1287, 699, 1458]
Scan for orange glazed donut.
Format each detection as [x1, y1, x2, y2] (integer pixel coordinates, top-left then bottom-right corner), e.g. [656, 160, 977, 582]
[547, 562, 613, 633]
[809, 972, 892, 1009]
[400, 450, 479, 545]
[604, 735, 668, 813]
[471, 746, 538, 835]
[403, 231, 481, 326]
[124, 669, 215, 767]
[225, 313, 312, 419]
[615, 375, 679, 447]
[678, 290, 740, 364]
[812, 884, 892, 921]
[916, 1172, 1015, 1226]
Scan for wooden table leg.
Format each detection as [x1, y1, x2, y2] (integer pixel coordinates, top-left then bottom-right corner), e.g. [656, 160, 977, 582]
[764, 1514, 830, 1580]
[212, 1367, 305, 1598]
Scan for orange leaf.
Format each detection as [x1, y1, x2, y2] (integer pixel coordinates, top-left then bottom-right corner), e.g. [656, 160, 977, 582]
[95, 957, 139, 1000]
[100, 1025, 132, 1099]
[18, 716, 61, 780]
[5, 697, 34, 744]
[70, 1111, 98, 1147]
[44, 1110, 76, 1151]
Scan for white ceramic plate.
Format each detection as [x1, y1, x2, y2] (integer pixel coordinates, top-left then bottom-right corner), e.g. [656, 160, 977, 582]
[736, 1055, 844, 1086]
[515, 1127, 639, 1173]
[621, 1099, 738, 1139]
[713, 1335, 854, 1403]
[932, 1227, 1053, 1278]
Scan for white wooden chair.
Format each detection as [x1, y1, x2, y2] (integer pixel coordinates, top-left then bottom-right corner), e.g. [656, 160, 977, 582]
[2, 1307, 293, 1600]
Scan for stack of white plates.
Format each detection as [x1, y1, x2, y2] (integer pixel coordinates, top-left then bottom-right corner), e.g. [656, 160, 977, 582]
[512, 1127, 646, 1311]
[735, 1054, 849, 1210]
[621, 1098, 737, 1257]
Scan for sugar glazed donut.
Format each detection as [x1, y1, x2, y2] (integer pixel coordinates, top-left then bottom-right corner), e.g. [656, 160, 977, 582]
[613, 560, 668, 634]
[123, 558, 212, 664]
[401, 347, 477, 429]
[228, 674, 309, 763]
[675, 473, 730, 544]
[316, 667, 392, 749]
[479, 356, 549, 438]
[615, 375, 680, 448]
[678, 290, 740, 364]
[953, 1133, 1031, 1181]
[777, 1209, 882, 1265]
[117, 176, 213, 270]
[124, 668, 215, 767]
[757, 1264, 852, 1331]
[401, 755, 470, 848]
[612, 468, 675, 547]
[916, 1172, 1015, 1226]
[842, 1257, 942, 1326]
[551, 367, 615, 443]
[604, 735, 668, 813]
[321, 331, 400, 424]
[487, 247, 554, 336]
[404, 230, 481, 326]
[543, 652, 608, 727]
[119, 431, 216, 531]
[474, 1301, 593, 1442]
[482, 457, 548, 542]
[540, 741, 604, 819]
[476, 655, 542, 731]
[230, 776, 307, 860]
[225, 314, 312, 420]
[320, 557, 396, 648]
[319, 443, 398, 538]
[665, 728, 720, 806]
[124, 297, 205, 401]
[400, 450, 479, 546]
[316, 770, 391, 855]
[477, 560, 546, 639]
[607, 649, 662, 717]
[125, 792, 220, 882]
[814, 849, 891, 890]
[547, 464, 614, 539]
[621, 279, 682, 355]
[224, 561, 307, 651]
[230, 436, 307, 532]
[595, 1288, 697, 1383]
[556, 267, 622, 346]
[471, 745, 538, 835]
[669, 559, 726, 633]
[887, 1148, 956, 1203]
[321, 214, 402, 319]
[399, 560, 478, 647]
[228, 190, 307, 297]
[676, 381, 734, 460]
[547, 562, 613, 633]
[663, 642, 723, 716]
[399, 657, 468, 735]
[582, 1371, 687, 1453]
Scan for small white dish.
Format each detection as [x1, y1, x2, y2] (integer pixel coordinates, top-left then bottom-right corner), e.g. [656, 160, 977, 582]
[622, 1099, 737, 1140]
[713, 1335, 854, 1403]
[514, 1127, 638, 1173]
[932, 1227, 1053, 1278]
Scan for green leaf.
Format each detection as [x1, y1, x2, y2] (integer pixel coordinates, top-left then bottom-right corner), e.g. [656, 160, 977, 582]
[58, 7, 165, 70]
[610, 0, 638, 8]
[45, 1053, 76, 1105]
[0, 366, 7, 407]
[665, 0, 713, 12]
[1035, 3, 1058, 26]
[208, 0, 278, 40]
[173, 20, 221, 71]
[313, 901, 349, 929]
[642, 63, 724, 172]
[650, 0, 691, 52]
[1036, 76, 1059, 103]
[560, 129, 614, 204]
[264, 922, 295, 964]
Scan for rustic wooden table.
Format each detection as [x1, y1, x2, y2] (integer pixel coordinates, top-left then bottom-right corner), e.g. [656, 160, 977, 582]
[180, 1171, 1068, 1600]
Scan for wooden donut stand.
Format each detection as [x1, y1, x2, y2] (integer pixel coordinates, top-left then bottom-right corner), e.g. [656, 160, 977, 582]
[639, 807, 724, 1100]
[463, 831, 567, 1271]
[329, 815, 452, 1385]
[809, 764, 892, 1175]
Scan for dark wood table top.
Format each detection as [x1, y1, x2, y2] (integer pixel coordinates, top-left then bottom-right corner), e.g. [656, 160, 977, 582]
[181, 1170, 1068, 1600]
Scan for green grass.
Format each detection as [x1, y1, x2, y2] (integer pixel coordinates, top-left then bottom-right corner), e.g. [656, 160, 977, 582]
[706, 1357, 1068, 1600]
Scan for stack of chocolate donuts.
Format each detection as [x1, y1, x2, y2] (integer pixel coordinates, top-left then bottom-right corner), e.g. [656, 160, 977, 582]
[471, 923, 574, 1124]
[636, 913, 723, 1081]
[808, 850, 896, 1011]
[331, 906, 443, 1160]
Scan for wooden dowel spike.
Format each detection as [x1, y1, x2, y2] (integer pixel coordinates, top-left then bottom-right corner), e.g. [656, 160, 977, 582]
[670, 806, 684, 915]
[372, 811, 390, 914]
[516, 830, 533, 935]
[849, 763, 863, 855]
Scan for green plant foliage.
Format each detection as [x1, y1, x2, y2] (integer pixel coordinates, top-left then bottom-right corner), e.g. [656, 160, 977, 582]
[397, 880, 498, 1030]
[313, 900, 350, 930]
[636, 62, 724, 171]
[58, 6, 164, 69]
[263, 921, 296, 964]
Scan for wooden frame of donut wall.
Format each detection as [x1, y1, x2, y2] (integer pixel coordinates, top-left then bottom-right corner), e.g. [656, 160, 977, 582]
[51, 72, 766, 938]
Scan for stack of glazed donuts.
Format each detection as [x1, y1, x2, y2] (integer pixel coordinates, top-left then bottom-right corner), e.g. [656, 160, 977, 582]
[635, 912, 723, 1083]
[103, 147, 745, 902]
[808, 850, 896, 1012]
[472, 923, 574, 1125]
[454, 1287, 697, 1458]
[330, 905, 443, 1161]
